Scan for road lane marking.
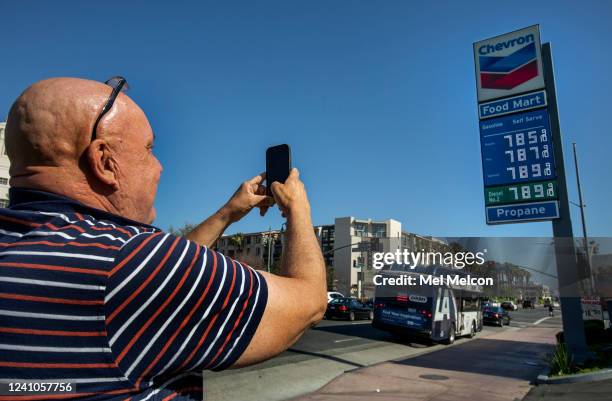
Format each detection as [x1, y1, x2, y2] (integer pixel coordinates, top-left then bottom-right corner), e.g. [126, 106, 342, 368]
[533, 316, 552, 325]
[334, 338, 358, 343]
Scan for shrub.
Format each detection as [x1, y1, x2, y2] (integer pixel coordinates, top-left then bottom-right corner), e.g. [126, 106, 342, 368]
[550, 343, 575, 376]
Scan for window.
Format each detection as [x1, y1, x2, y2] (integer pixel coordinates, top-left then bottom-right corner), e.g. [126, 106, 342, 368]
[354, 223, 367, 237]
[372, 224, 386, 238]
[437, 289, 444, 313]
[461, 297, 481, 312]
[246, 236, 252, 245]
[0, 199, 8, 208]
[256, 248, 261, 256]
[256, 236, 261, 244]
[0, 177, 7, 186]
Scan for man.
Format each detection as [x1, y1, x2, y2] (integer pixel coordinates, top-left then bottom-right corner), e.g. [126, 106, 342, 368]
[0, 77, 327, 400]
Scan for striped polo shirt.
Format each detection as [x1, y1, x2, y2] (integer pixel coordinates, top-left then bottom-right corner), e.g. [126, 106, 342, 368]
[0, 188, 268, 401]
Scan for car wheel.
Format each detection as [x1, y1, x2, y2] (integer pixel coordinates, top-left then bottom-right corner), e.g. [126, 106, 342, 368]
[445, 324, 455, 345]
[368, 311, 374, 320]
[469, 322, 476, 338]
[498, 320, 503, 327]
[349, 312, 355, 321]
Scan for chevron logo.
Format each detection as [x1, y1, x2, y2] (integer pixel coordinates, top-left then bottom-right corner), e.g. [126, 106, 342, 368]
[479, 43, 539, 90]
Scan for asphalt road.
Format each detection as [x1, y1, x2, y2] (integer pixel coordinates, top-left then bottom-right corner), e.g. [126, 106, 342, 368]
[212, 305, 562, 375]
[289, 304, 560, 357]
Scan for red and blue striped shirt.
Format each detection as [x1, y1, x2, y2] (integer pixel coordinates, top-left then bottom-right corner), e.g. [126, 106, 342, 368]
[0, 188, 268, 400]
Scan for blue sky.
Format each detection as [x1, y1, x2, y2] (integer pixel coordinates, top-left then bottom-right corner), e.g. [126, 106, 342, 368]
[1, 1, 611, 237]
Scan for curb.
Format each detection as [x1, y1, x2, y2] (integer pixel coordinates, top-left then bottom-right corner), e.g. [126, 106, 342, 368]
[537, 367, 612, 384]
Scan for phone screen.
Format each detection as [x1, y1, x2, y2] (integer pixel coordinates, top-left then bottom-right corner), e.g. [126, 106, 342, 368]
[266, 144, 291, 195]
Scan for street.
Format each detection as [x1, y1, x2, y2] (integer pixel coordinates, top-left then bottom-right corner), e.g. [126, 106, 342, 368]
[203, 306, 562, 401]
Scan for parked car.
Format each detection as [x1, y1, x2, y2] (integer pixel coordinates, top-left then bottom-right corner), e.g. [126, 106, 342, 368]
[327, 291, 345, 303]
[481, 301, 500, 310]
[325, 297, 373, 321]
[483, 306, 511, 327]
[522, 300, 535, 309]
[501, 301, 518, 311]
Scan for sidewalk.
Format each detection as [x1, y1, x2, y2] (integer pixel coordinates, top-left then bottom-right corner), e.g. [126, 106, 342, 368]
[523, 377, 612, 400]
[290, 326, 557, 401]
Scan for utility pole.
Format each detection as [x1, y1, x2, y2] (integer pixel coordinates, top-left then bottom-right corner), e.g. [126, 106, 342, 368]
[266, 225, 272, 273]
[572, 143, 594, 293]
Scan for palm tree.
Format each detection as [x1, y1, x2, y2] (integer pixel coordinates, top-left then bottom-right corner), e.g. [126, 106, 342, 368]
[229, 233, 244, 253]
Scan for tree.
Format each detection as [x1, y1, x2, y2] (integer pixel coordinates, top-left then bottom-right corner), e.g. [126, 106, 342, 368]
[229, 233, 244, 249]
[269, 258, 282, 275]
[167, 222, 196, 237]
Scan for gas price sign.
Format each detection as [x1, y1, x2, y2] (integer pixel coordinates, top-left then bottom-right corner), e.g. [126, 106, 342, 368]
[478, 107, 560, 224]
[485, 180, 557, 206]
[480, 109, 556, 186]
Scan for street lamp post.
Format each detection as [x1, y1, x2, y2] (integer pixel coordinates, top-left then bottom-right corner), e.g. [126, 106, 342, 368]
[572, 143, 594, 294]
[266, 225, 272, 273]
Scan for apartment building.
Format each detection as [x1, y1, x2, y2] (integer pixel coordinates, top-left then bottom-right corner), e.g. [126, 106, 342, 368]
[213, 230, 283, 271]
[332, 217, 402, 298]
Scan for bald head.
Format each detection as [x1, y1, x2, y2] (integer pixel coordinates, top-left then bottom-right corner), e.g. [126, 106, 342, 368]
[5, 77, 163, 224]
[7, 78, 131, 171]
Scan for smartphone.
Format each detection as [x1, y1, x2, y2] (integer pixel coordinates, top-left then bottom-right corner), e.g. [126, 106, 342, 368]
[266, 144, 291, 196]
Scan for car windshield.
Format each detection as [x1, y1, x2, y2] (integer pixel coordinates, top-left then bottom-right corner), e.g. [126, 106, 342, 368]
[330, 298, 352, 305]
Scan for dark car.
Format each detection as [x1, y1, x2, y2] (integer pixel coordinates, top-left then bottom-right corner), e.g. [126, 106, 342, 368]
[325, 297, 373, 321]
[483, 306, 510, 327]
[522, 300, 535, 309]
[501, 301, 516, 311]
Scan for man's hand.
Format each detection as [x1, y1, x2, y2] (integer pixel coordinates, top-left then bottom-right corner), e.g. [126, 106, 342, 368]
[183, 173, 274, 247]
[270, 169, 310, 220]
[220, 173, 275, 223]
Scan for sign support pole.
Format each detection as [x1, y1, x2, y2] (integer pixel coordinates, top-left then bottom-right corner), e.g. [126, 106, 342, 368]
[542, 42, 588, 360]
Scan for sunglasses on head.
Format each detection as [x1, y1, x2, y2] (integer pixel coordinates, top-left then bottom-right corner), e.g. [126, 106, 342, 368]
[90, 76, 129, 142]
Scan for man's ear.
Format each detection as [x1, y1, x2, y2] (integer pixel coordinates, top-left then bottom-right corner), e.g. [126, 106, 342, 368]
[86, 139, 119, 191]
